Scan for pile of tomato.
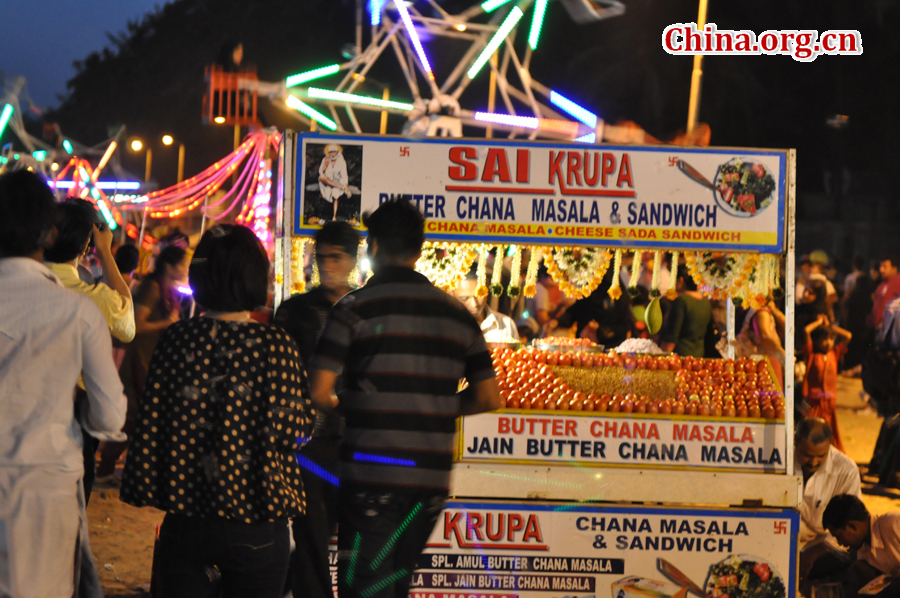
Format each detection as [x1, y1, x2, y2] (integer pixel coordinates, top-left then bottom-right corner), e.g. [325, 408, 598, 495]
[491, 347, 785, 421]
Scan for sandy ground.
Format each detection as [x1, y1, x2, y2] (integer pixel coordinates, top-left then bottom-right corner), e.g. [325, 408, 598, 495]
[88, 376, 900, 596]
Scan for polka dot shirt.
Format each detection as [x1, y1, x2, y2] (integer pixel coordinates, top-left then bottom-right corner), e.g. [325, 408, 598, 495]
[120, 317, 314, 523]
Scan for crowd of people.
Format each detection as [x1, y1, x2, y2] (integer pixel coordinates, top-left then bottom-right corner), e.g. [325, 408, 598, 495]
[2, 164, 900, 598]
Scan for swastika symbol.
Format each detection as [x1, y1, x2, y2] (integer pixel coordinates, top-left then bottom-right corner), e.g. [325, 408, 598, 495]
[668, 157, 679, 167]
[773, 521, 788, 534]
[400, 146, 410, 157]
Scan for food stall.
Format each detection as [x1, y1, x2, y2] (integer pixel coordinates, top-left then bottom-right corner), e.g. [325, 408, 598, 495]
[276, 131, 801, 598]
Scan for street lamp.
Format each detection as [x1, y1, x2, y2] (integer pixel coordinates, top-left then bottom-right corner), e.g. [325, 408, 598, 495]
[129, 137, 152, 182]
[161, 135, 186, 183]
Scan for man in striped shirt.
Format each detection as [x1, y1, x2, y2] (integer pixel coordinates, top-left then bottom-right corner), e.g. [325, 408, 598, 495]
[310, 198, 500, 598]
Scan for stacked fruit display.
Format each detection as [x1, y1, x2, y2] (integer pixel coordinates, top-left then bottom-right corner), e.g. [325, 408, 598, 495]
[492, 347, 785, 421]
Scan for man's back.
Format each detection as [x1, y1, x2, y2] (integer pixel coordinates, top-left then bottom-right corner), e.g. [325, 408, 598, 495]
[314, 266, 494, 491]
[0, 258, 125, 472]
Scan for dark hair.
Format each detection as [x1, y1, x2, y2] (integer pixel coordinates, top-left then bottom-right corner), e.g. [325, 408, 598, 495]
[150, 245, 187, 281]
[189, 225, 268, 312]
[44, 201, 96, 263]
[796, 417, 832, 444]
[362, 198, 424, 260]
[315, 221, 360, 258]
[822, 495, 869, 531]
[882, 256, 899, 270]
[0, 170, 58, 258]
[810, 326, 831, 349]
[115, 244, 140, 274]
[852, 256, 865, 271]
[677, 265, 698, 292]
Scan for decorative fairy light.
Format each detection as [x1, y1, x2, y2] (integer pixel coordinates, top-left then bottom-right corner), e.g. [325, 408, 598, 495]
[627, 249, 641, 298]
[291, 238, 307, 295]
[286, 96, 338, 131]
[307, 88, 414, 111]
[549, 91, 598, 128]
[286, 64, 340, 87]
[524, 247, 542, 298]
[649, 250, 663, 299]
[415, 242, 476, 291]
[507, 245, 522, 297]
[475, 245, 490, 298]
[667, 250, 680, 300]
[528, 0, 549, 50]
[608, 248, 623, 300]
[243, 157, 273, 250]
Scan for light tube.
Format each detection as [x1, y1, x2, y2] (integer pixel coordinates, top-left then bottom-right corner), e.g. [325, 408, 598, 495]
[393, 0, 435, 80]
[467, 6, 524, 80]
[528, 0, 549, 50]
[550, 91, 598, 128]
[286, 64, 340, 88]
[307, 87, 414, 111]
[286, 96, 339, 130]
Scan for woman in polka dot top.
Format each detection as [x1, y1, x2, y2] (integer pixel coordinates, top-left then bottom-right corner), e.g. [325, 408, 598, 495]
[120, 225, 314, 597]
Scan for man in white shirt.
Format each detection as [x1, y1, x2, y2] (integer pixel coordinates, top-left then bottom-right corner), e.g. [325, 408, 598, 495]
[0, 170, 126, 598]
[453, 276, 520, 343]
[796, 417, 862, 546]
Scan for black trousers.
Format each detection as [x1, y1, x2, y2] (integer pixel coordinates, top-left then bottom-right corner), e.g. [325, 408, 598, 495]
[337, 487, 445, 598]
[155, 513, 290, 598]
[291, 436, 340, 598]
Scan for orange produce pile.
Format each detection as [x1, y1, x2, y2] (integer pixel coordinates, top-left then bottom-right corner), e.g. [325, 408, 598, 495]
[491, 347, 785, 421]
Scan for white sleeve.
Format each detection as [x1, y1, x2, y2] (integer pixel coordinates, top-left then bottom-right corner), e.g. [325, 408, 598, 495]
[78, 302, 127, 440]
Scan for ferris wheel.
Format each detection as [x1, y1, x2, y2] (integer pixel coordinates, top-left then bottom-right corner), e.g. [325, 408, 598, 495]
[207, 0, 631, 144]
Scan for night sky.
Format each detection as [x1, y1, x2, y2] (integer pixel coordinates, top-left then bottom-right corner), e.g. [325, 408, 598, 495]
[0, 0, 171, 108]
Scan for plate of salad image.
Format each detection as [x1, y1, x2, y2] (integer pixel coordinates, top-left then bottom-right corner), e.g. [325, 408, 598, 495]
[705, 554, 786, 598]
[713, 158, 777, 218]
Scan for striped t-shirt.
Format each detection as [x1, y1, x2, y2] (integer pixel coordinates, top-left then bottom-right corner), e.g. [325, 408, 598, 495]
[313, 266, 494, 491]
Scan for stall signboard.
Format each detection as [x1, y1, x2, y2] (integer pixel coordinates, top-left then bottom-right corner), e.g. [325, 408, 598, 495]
[409, 501, 797, 598]
[292, 132, 789, 253]
[459, 412, 787, 474]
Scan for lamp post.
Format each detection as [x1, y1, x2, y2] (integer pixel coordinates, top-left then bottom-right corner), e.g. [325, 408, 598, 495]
[161, 134, 186, 183]
[130, 138, 152, 183]
[685, 0, 709, 134]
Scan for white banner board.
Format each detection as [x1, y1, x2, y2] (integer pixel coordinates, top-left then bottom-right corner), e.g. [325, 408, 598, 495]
[291, 133, 789, 252]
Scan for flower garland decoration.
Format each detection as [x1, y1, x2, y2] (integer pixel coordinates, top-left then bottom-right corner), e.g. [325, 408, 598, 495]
[290, 238, 307, 295]
[627, 249, 641, 299]
[524, 247, 542, 298]
[685, 251, 762, 304]
[608, 249, 623, 300]
[649, 250, 663, 299]
[545, 246, 612, 299]
[666, 250, 680, 300]
[507, 245, 523, 297]
[475, 244, 491, 298]
[490, 245, 506, 296]
[415, 241, 477, 291]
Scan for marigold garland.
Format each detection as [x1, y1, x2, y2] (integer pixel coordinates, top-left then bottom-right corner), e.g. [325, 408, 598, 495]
[627, 249, 641, 299]
[490, 245, 506, 297]
[310, 249, 320, 287]
[649, 251, 663, 299]
[415, 241, 477, 291]
[524, 247, 542, 298]
[475, 244, 490, 298]
[507, 245, 523, 297]
[290, 238, 307, 295]
[545, 246, 612, 299]
[666, 250, 680, 300]
[608, 249, 623, 300]
[685, 251, 771, 305]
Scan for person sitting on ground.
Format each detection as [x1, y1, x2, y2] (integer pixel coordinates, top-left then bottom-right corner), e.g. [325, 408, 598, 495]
[823, 495, 900, 597]
[453, 268, 520, 343]
[803, 314, 852, 452]
[797, 418, 861, 546]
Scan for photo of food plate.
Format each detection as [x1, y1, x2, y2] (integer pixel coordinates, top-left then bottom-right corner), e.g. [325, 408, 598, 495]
[713, 158, 777, 218]
[705, 554, 786, 598]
